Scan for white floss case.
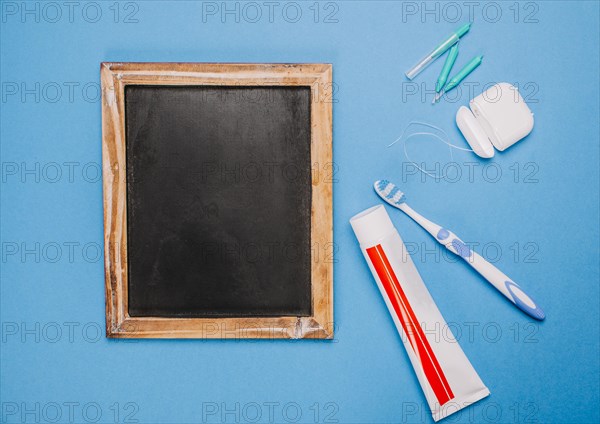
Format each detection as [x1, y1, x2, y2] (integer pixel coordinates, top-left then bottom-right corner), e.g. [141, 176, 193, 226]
[456, 82, 534, 158]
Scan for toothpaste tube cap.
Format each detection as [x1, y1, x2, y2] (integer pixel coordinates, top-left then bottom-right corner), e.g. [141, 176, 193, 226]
[350, 205, 395, 248]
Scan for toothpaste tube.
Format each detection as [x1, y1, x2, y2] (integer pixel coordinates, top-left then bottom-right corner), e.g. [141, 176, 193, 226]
[350, 205, 490, 421]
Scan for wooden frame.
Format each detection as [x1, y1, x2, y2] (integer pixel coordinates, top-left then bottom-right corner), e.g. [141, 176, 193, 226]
[101, 63, 333, 339]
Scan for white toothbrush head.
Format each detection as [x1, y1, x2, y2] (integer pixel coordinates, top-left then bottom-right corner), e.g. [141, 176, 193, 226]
[374, 180, 406, 207]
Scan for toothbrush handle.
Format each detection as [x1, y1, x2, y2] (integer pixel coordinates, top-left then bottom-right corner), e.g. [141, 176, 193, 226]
[437, 228, 545, 321]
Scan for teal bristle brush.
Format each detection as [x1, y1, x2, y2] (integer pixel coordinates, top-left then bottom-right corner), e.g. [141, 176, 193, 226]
[374, 180, 545, 320]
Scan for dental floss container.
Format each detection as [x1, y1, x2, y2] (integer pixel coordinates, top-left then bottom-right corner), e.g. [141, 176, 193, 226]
[456, 82, 534, 158]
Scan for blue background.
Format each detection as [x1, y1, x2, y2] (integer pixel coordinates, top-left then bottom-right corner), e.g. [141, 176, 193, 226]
[2, 1, 599, 423]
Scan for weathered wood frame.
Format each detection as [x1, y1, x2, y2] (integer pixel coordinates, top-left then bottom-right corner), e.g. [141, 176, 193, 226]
[101, 63, 333, 339]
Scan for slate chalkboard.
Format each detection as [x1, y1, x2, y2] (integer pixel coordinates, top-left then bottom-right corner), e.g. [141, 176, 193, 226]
[125, 85, 312, 318]
[102, 63, 332, 338]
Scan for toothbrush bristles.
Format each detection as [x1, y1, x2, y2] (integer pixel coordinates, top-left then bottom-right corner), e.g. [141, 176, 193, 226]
[374, 180, 406, 206]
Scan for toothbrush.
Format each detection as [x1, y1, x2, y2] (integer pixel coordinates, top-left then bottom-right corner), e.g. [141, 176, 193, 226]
[374, 180, 545, 321]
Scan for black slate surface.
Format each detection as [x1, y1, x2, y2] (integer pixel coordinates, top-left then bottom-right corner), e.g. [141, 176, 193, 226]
[125, 85, 312, 317]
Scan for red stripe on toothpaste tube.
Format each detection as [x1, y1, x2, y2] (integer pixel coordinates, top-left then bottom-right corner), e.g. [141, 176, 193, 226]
[350, 205, 490, 422]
